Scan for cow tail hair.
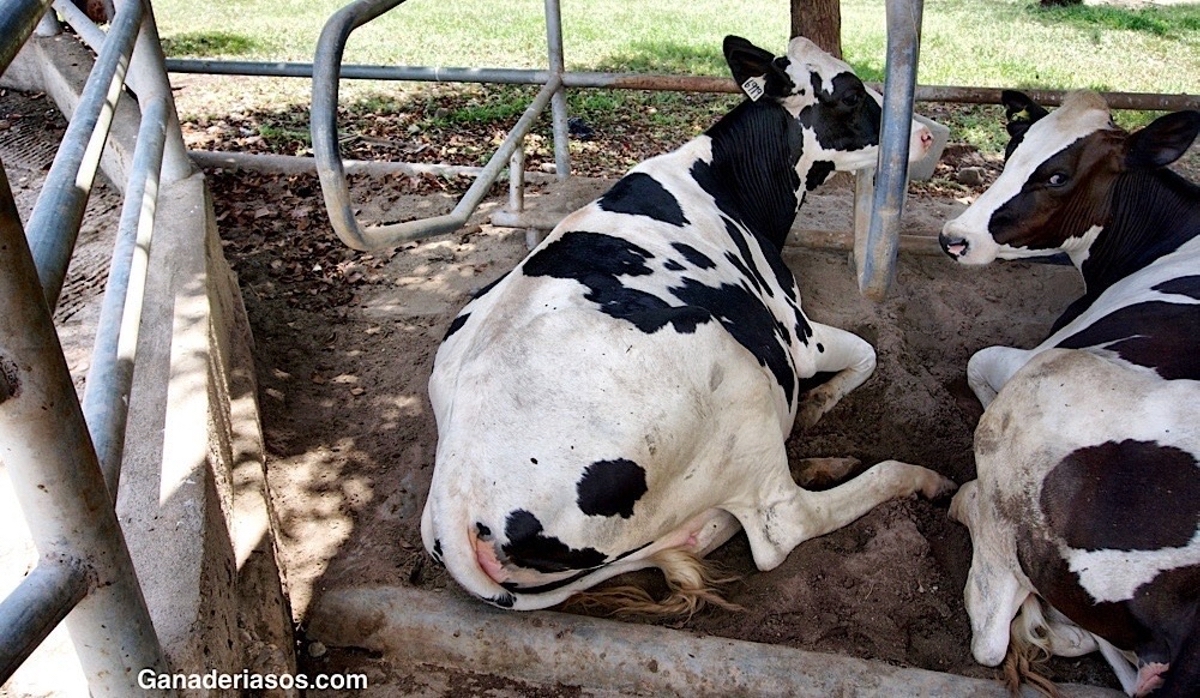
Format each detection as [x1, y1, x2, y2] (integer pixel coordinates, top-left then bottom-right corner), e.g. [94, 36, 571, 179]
[566, 548, 742, 618]
[1003, 596, 1063, 698]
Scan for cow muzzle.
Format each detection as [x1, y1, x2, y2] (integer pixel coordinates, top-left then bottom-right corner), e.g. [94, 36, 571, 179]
[939, 231, 970, 260]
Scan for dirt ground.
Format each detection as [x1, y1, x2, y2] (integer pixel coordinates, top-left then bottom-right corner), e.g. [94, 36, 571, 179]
[203, 103, 1192, 693]
[7, 84, 1197, 694]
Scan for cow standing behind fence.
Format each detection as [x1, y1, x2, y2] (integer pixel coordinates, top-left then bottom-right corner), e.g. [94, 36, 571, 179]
[940, 90, 1200, 696]
[419, 35, 950, 613]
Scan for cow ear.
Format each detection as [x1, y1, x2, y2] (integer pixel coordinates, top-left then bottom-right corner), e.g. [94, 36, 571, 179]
[1125, 110, 1200, 169]
[724, 35, 784, 102]
[1001, 90, 1049, 138]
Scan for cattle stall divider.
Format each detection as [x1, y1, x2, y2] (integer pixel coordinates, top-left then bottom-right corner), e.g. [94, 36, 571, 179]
[306, 0, 925, 299]
[0, 0, 197, 692]
[176, 0, 1188, 299]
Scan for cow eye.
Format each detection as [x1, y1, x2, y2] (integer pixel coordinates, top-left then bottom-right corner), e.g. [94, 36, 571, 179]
[1046, 172, 1069, 187]
[842, 91, 862, 107]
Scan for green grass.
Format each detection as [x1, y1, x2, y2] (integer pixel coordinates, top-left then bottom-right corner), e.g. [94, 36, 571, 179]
[155, 0, 1198, 155]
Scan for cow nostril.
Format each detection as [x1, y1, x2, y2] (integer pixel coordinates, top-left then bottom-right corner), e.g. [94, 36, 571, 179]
[921, 129, 934, 148]
[938, 233, 969, 259]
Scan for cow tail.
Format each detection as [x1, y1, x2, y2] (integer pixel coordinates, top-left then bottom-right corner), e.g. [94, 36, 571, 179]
[1004, 596, 1062, 698]
[567, 548, 742, 618]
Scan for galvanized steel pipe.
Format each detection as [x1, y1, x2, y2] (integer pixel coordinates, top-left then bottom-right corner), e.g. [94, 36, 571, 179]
[81, 96, 167, 499]
[313, 0, 561, 250]
[0, 556, 89, 683]
[857, 0, 923, 300]
[165, 59, 1199, 112]
[24, 0, 144, 311]
[0, 165, 169, 695]
[544, 0, 570, 179]
[0, 0, 54, 75]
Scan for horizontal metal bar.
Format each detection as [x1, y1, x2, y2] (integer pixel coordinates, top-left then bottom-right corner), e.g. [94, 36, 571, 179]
[82, 95, 167, 500]
[24, 0, 144, 311]
[188, 148, 557, 183]
[0, 0, 54, 75]
[165, 58, 1199, 111]
[0, 557, 90, 684]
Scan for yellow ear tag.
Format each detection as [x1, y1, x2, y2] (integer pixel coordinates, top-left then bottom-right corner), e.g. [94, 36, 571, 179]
[1011, 108, 1029, 122]
[741, 76, 766, 102]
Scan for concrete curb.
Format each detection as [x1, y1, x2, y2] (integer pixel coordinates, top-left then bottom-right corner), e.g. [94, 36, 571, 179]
[308, 586, 1123, 697]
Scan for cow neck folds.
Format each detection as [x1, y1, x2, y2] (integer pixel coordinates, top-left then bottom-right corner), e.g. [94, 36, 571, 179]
[1078, 168, 1200, 301]
[701, 99, 805, 250]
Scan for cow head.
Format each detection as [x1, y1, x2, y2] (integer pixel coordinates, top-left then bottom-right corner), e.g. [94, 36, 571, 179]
[940, 90, 1200, 266]
[723, 35, 933, 182]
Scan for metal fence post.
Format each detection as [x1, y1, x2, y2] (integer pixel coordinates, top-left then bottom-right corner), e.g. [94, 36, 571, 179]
[856, 0, 923, 300]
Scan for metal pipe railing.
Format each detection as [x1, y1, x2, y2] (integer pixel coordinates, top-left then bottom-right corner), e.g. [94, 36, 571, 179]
[0, 160, 169, 694]
[0, 0, 55, 74]
[81, 95, 167, 498]
[24, 0, 144, 311]
[857, 0, 923, 300]
[313, 0, 564, 251]
[0, 556, 89, 681]
[165, 59, 1200, 112]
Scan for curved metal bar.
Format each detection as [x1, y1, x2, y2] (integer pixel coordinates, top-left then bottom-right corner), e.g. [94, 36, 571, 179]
[313, 0, 563, 251]
[857, 0, 923, 300]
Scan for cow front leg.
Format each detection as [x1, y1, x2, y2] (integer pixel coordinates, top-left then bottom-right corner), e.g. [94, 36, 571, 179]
[797, 323, 876, 429]
[967, 345, 1034, 408]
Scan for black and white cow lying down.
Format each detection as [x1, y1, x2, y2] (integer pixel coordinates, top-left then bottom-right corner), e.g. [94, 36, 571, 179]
[421, 35, 949, 613]
[940, 91, 1200, 696]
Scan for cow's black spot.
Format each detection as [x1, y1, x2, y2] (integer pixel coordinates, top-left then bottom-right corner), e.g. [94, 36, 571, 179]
[523, 231, 712, 335]
[476, 522, 492, 539]
[490, 592, 515, 608]
[723, 217, 772, 298]
[670, 277, 796, 407]
[502, 509, 607, 573]
[598, 172, 690, 227]
[1154, 275, 1200, 301]
[799, 72, 882, 155]
[806, 160, 836, 191]
[576, 458, 648, 519]
[692, 99, 803, 250]
[443, 313, 469, 340]
[1057, 300, 1200, 380]
[501, 542, 652, 595]
[671, 242, 717, 270]
[664, 259, 685, 272]
[1041, 440, 1200, 551]
[432, 539, 443, 563]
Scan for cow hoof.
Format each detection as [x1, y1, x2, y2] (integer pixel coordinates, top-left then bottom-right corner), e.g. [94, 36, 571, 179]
[919, 470, 959, 500]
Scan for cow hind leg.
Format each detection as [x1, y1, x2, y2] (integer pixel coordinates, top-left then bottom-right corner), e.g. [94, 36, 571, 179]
[729, 459, 956, 572]
[797, 323, 876, 429]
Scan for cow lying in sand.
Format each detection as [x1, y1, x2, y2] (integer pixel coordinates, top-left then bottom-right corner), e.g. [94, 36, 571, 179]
[421, 35, 950, 612]
[940, 90, 1200, 696]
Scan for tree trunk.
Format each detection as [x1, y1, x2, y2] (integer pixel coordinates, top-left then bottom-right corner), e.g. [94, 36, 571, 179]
[791, 0, 843, 59]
